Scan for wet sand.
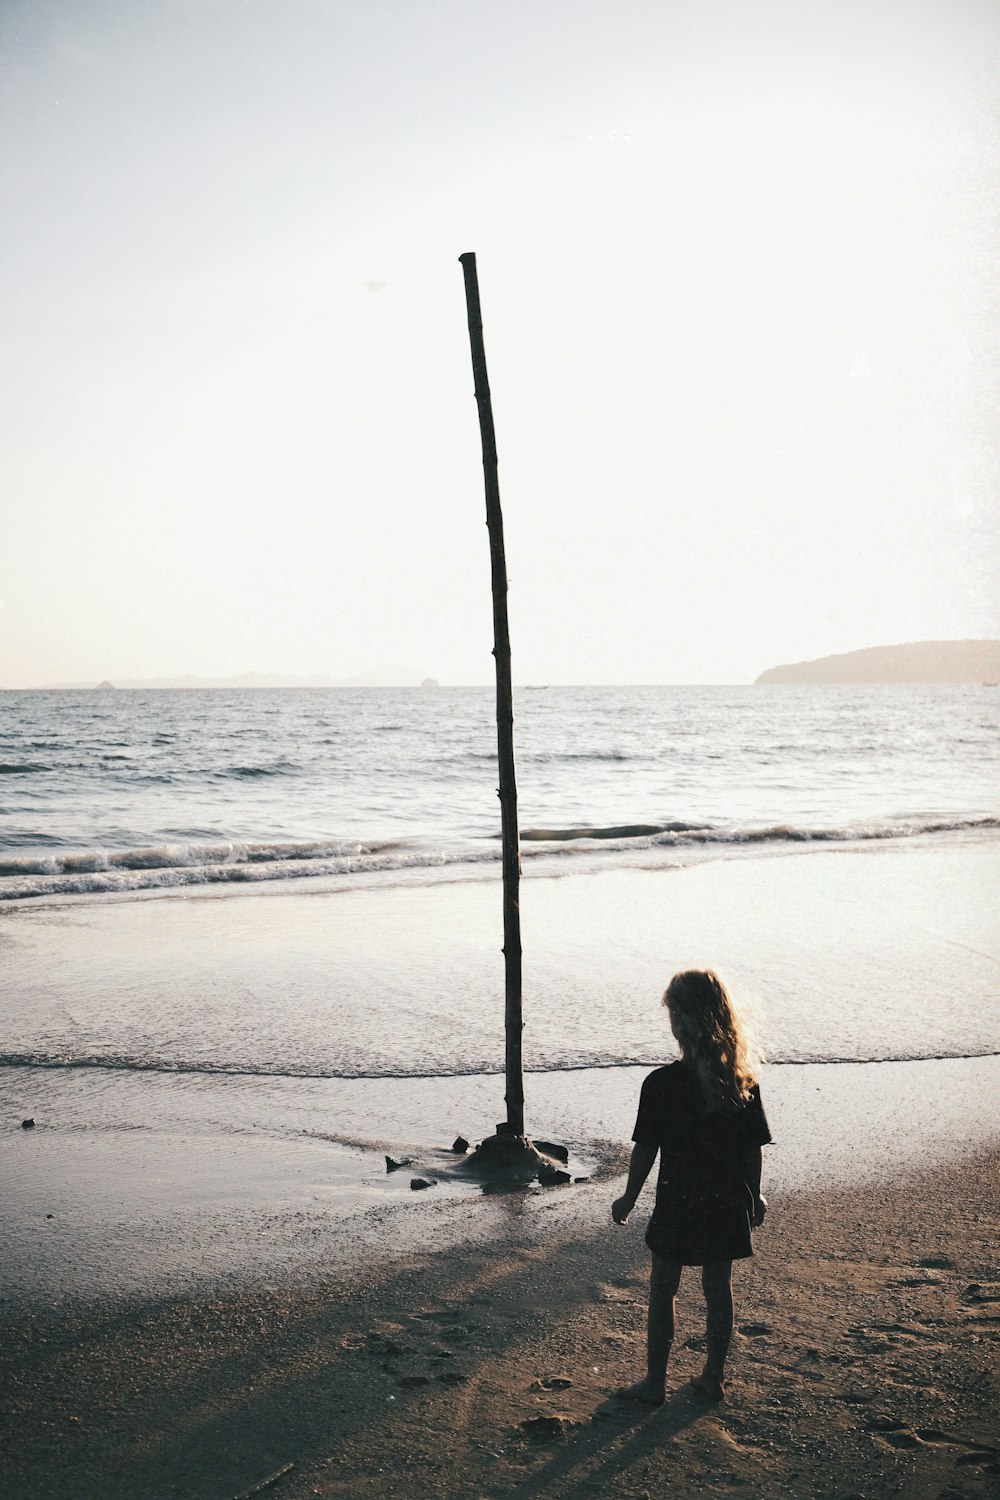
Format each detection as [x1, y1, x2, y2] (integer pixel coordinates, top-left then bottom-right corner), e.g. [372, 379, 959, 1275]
[3, 1054, 998, 1306]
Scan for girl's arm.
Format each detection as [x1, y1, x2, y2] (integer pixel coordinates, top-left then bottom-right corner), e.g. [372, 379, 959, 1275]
[744, 1145, 767, 1226]
[611, 1141, 658, 1225]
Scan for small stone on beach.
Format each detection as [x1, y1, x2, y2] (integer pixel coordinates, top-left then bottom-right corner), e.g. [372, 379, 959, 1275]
[451, 1136, 470, 1153]
[409, 1177, 435, 1191]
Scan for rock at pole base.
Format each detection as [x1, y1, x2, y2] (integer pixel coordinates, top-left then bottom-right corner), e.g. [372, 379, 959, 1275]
[460, 1133, 572, 1184]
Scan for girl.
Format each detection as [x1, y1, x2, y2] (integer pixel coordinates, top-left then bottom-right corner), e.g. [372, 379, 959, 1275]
[611, 969, 770, 1404]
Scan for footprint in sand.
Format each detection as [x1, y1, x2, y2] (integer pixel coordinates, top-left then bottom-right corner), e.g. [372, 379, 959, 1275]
[518, 1415, 581, 1443]
[738, 1322, 772, 1338]
[962, 1282, 1000, 1305]
[882, 1429, 923, 1449]
[865, 1416, 1000, 1472]
[371, 1337, 412, 1358]
[864, 1320, 944, 1344]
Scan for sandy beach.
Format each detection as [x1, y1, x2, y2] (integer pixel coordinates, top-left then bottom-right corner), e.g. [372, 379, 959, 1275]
[2, 1141, 998, 1500]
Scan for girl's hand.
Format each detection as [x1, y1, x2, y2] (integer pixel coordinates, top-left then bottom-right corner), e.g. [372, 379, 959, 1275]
[611, 1196, 634, 1225]
[751, 1194, 768, 1228]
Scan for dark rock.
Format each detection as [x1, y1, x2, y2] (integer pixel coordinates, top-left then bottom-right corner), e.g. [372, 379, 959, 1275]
[451, 1136, 470, 1154]
[471, 1135, 540, 1169]
[533, 1139, 569, 1163]
[537, 1166, 571, 1186]
[385, 1156, 413, 1172]
[409, 1177, 435, 1191]
[574, 1176, 590, 1184]
[21, 1119, 35, 1129]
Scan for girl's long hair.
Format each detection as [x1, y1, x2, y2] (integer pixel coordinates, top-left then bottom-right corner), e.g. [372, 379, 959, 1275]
[664, 969, 762, 1113]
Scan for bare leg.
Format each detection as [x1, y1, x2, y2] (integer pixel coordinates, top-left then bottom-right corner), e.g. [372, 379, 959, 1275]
[693, 1259, 733, 1401]
[617, 1253, 681, 1404]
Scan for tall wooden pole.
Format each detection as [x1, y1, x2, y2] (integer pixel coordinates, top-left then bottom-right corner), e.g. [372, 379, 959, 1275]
[459, 251, 524, 1138]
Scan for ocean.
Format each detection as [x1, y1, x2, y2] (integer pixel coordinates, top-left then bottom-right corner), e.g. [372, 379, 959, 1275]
[2, 684, 996, 900]
[1, 684, 997, 1081]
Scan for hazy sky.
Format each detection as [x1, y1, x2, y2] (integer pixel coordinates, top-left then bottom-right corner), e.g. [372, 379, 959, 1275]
[1, 0, 997, 686]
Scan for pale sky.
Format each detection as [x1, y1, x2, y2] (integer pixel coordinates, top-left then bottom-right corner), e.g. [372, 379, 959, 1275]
[1, 0, 997, 687]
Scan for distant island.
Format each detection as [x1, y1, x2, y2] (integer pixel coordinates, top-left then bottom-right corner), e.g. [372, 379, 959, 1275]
[756, 640, 1000, 685]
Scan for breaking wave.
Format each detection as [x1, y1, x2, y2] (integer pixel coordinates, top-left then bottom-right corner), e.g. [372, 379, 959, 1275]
[520, 815, 1000, 845]
[1, 1046, 997, 1079]
[0, 814, 995, 902]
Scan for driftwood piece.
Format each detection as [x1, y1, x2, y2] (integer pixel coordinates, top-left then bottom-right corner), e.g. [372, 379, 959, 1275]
[231, 1460, 295, 1500]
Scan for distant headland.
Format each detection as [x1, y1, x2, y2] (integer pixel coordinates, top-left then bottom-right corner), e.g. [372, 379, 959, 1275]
[756, 640, 1000, 685]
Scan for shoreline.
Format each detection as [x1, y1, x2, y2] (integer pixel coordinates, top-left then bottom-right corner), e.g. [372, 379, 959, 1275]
[4, 1053, 999, 1311]
[3, 1148, 997, 1499]
[4, 1052, 999, 1314]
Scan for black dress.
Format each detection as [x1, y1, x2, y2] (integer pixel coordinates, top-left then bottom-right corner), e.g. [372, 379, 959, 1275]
[632, 1061, 772, 1266]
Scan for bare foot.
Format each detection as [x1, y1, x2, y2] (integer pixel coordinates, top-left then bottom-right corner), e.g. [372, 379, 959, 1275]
[615, 1377, 665, 1406]
[691, 1370, 726, 1402]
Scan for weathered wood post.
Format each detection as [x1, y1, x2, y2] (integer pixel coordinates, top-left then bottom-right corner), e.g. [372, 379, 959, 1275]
[459, 251, 525, 1138]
